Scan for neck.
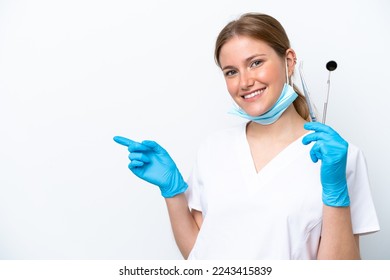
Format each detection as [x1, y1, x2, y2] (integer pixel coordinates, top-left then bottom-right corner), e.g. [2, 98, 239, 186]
[246, 104, 307, 141]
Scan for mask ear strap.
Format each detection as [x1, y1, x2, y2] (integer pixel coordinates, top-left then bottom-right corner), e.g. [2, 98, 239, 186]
[285, 57, 294, 87]
[285, 58, 289, 85]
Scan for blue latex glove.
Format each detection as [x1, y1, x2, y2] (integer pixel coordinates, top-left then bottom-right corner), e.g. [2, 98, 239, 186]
[113, 136, 188, 198]
[302, 122, 350, 207]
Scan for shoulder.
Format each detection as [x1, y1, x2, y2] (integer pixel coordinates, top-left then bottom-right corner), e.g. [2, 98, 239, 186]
[200, 122, 246, 146]
[194, 122, 247, 158]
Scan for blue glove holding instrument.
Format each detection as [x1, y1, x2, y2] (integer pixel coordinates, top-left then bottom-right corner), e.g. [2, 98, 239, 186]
[302, 122, 350, 207]
[113, 136, 188, 198]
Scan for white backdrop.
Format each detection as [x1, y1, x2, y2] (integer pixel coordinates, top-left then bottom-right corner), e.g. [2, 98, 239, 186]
[0, 0, 389, 259]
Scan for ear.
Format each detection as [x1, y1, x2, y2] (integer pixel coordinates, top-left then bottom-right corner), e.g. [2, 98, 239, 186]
[285, 48, 297, 77]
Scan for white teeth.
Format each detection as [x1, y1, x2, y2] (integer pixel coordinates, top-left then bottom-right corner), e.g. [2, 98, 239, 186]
[243, 88, 265, 99]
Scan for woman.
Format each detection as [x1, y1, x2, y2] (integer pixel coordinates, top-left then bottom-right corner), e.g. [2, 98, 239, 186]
[114, 13, 379, 259]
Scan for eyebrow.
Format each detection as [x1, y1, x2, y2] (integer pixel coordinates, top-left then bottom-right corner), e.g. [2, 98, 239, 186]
[221, 54, 267, 71]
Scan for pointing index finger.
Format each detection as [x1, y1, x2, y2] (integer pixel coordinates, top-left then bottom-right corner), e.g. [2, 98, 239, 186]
[113, 136, 135, 147]
[113, 136, 151, 152]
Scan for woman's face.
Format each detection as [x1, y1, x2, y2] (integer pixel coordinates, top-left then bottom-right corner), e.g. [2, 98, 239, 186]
[219, 35, 287, 117]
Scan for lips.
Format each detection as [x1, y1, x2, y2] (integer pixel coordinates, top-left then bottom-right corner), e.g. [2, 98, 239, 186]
[242, 87, 266, 99]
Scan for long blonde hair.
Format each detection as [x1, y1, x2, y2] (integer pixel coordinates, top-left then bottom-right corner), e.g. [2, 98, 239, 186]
[214, 13, 309, 120]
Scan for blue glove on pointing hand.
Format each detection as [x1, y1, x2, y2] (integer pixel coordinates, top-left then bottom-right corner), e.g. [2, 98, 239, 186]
[113, 136, 188, 198]
[302, 122, 350, 207]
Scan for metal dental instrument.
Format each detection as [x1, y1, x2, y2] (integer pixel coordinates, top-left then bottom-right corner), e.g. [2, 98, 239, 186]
[322, 60, 337, 124]
[298, 61, 317, 122]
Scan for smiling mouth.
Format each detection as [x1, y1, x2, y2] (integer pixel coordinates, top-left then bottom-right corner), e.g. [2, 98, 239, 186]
[243, 88, 266, 99]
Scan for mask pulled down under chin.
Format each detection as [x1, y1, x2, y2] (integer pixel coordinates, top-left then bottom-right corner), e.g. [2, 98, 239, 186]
[228, 83, 298, 125]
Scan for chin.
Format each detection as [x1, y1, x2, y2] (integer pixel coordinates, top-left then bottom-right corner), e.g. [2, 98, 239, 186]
[242, 107, 267, 117]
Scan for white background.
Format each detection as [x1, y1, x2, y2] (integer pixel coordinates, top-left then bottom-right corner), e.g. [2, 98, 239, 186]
[0, 0, 388, 259]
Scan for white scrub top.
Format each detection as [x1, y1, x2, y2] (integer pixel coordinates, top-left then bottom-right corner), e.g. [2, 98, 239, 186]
[185, 122, 380, 259]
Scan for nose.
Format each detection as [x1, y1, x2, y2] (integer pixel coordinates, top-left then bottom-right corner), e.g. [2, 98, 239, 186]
[240, 70, 255, 91]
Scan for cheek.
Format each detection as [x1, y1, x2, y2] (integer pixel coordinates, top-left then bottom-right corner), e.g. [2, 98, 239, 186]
[225, 78, 239, 96]
[255, 66, 279, 82]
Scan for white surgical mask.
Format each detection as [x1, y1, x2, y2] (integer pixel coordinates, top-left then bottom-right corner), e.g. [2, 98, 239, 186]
[228, 59, 297, 125]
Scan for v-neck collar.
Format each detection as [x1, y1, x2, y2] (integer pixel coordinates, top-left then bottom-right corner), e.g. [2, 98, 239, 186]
[237, 122, 310, 187]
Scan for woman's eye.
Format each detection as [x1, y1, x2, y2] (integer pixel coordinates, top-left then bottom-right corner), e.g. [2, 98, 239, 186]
[224, 70, 237, 77]
[251, 60, 263, 68]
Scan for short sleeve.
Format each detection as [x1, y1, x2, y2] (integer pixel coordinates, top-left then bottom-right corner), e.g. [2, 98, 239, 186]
[185, 155, 203, 212]
[347, 144, 380, 235]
